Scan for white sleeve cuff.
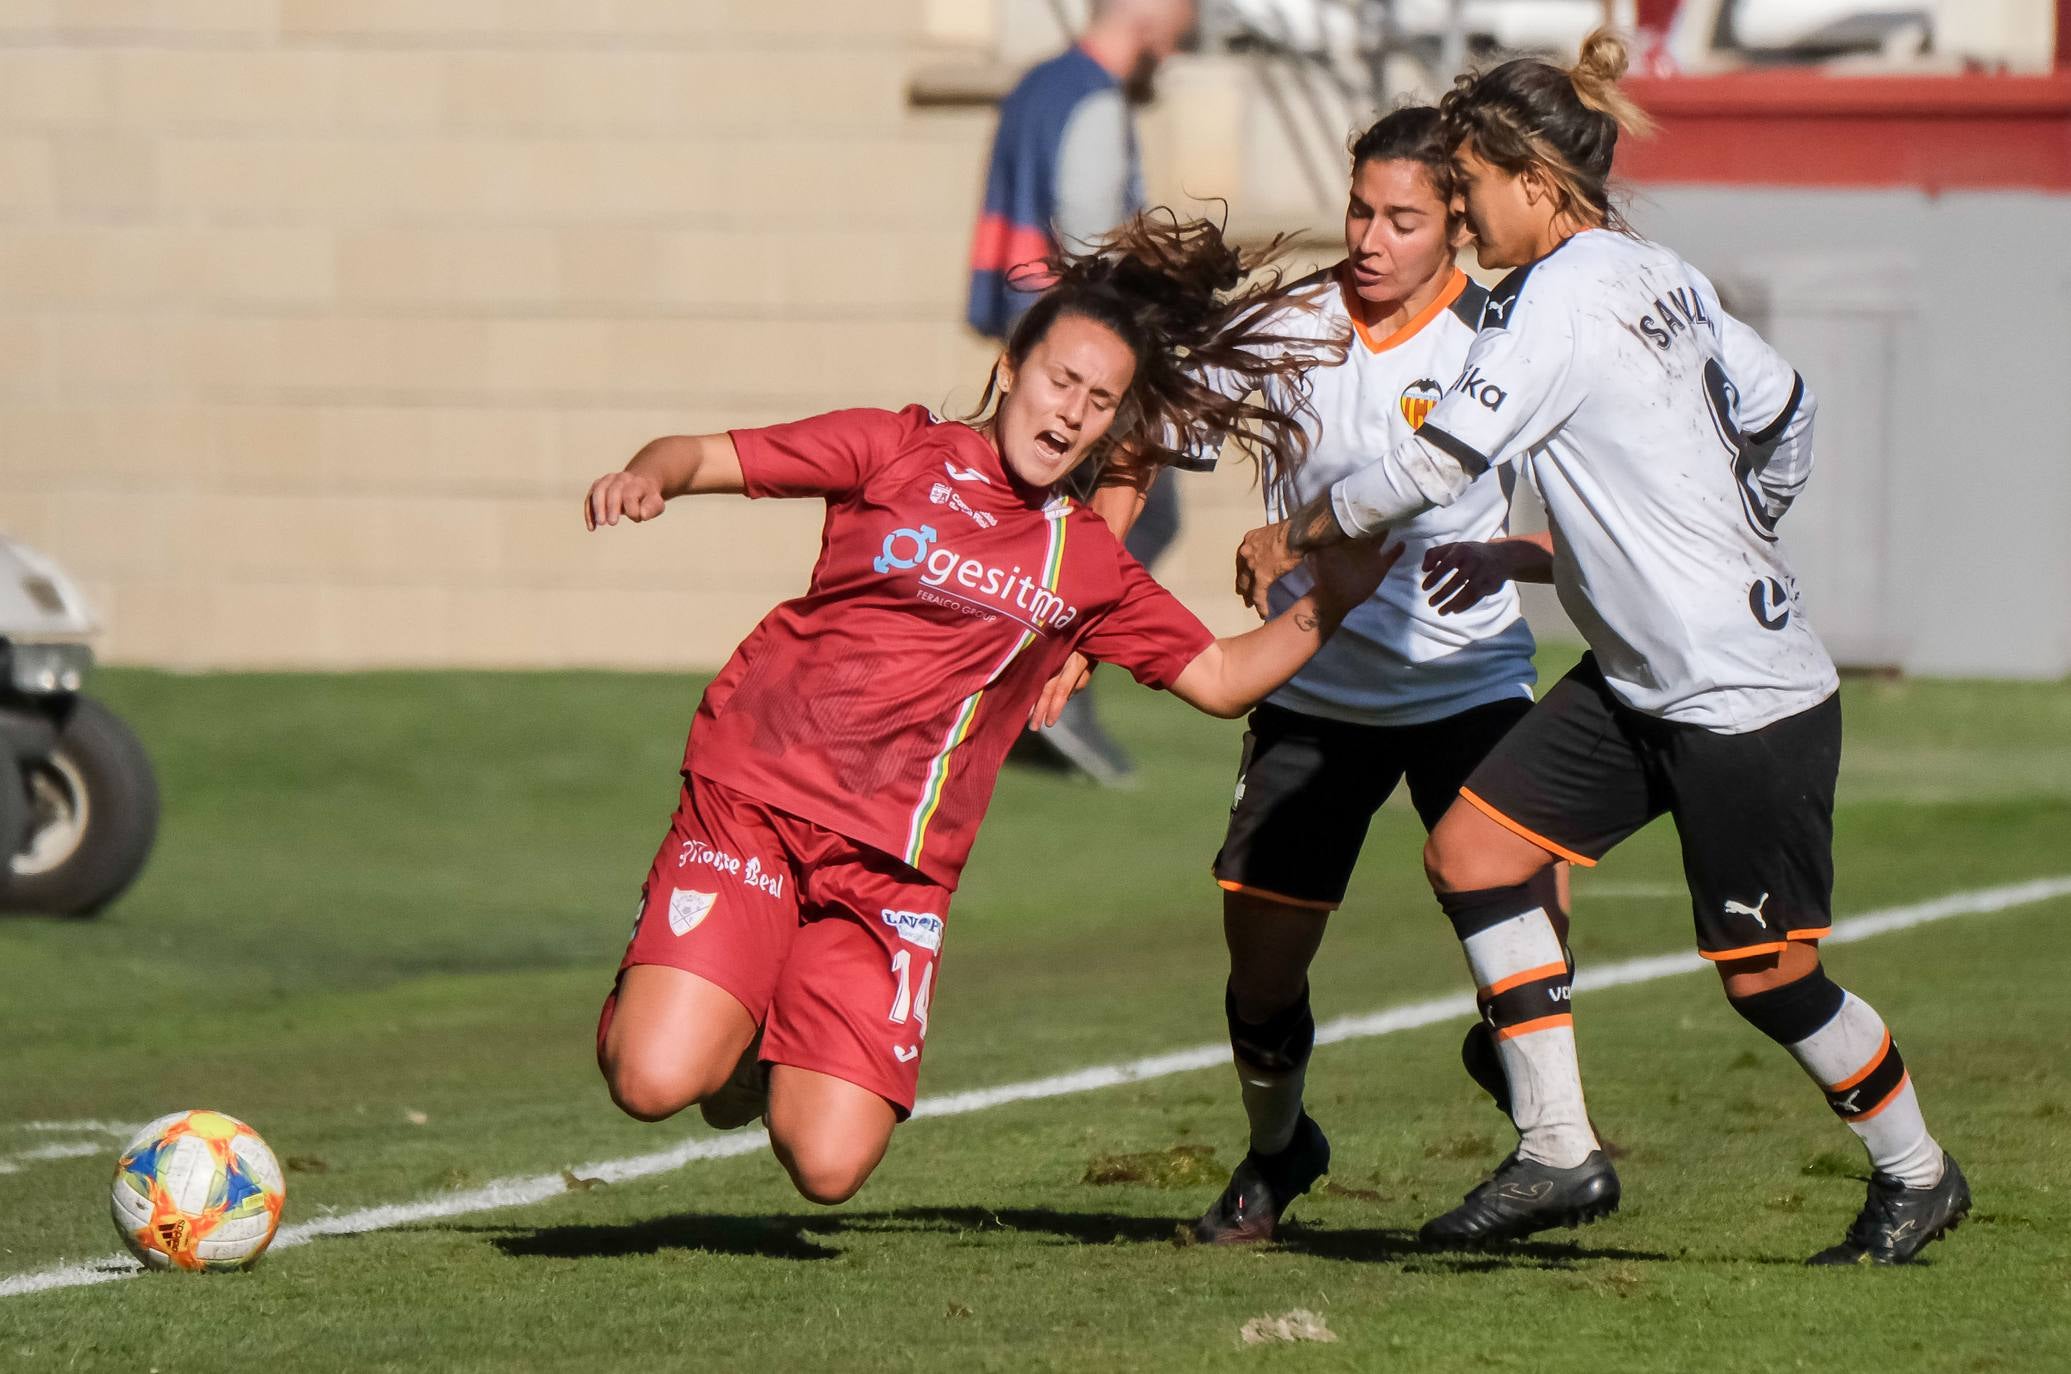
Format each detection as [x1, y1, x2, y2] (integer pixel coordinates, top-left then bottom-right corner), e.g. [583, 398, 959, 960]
[1328, 433, 1473, 537]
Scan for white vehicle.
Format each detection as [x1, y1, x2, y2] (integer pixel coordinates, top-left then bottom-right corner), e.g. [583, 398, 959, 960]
[0, 536, 158, 916]
[1218, 0, 1610, 56]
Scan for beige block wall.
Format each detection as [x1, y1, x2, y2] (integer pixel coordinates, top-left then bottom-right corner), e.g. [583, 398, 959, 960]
[1, 0, 1297, 670]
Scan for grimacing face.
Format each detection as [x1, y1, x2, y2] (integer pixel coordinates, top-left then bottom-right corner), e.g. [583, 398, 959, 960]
[1343, 156, 1459, 305]
[993, 313, 1137, 489]
[1452, 138, 1545, 271]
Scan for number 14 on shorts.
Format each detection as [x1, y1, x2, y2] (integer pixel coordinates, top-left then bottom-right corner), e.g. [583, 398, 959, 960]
[888, 947, 933, 1047]
[877, 905, 941, 1066]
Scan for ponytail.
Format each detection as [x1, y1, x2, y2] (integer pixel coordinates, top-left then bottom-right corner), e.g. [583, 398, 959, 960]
[1440, 27, 1652, 232]
[1569, 28, 1656, 139]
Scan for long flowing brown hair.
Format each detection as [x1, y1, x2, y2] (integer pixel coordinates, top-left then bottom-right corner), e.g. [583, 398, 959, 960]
[966, 209, 1345, 498]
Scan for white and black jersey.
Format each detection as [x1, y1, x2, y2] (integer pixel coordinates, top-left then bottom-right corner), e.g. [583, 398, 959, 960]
[1201, 266, 1538, 728]
[1336, 229, 1835, 734]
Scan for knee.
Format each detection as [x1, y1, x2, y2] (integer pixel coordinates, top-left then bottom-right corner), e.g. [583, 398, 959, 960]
[1424, 802, 1555, 895]
[1715, 943, 1822, 1002]
[1421, 816, 1491, 893]
[1227, 976, 1300, 1028]
[601, 1054, 723, 1124]
[1424, 832, 1559, 897]
[1721, 953, 1841, 1046]
[1420, 832, 1453, 892]
[1225, 977, 1315, 1073]
[1221, 899, 1320, 1023]
[772, 1134, 880, 1206]
[1424, 828, 1504, 895]
[604, 1065, 687, 1123]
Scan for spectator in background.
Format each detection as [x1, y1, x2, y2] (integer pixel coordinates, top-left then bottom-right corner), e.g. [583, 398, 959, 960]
[967, 0, 1198, 787]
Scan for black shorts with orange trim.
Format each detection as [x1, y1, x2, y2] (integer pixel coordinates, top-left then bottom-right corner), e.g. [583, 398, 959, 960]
[1460, 653, 1840, 961]
[1213, 697, 1533, 910]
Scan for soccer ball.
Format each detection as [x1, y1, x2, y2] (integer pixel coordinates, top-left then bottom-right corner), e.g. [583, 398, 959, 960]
[109, 1110, 286, 1272]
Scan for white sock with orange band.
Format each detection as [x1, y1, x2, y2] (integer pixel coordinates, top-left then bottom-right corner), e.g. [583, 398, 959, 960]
[1731, 970, 1943, 1188]
[1441, 876, 1600, 1169]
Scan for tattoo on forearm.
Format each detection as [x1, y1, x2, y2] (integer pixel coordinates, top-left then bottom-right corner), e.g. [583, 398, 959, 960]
[1284, 493, 1344, 555]
[1292, 610, 1320, 633]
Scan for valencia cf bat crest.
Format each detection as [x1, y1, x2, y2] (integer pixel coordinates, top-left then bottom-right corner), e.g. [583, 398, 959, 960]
[1400, 378, 1443, 430]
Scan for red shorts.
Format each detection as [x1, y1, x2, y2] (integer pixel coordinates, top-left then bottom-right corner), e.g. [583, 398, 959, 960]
[606, 773, 951, 1115]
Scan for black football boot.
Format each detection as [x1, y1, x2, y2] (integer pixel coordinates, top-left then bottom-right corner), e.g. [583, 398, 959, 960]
[1192, 1113, 1331, 1244]
[1808, 1154, 1970, 1266]
[1419, 1149, 1620, 1246]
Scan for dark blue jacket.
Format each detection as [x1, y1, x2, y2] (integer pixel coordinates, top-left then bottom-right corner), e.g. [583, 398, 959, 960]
[966, 47, 1140, 339]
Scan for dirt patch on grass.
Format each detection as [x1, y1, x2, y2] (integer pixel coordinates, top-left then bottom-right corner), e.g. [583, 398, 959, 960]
[1424, 1133, 1492, 1161]
[1083, 1144, 1223, 1189]
[1320, 1178, 1383, 1203]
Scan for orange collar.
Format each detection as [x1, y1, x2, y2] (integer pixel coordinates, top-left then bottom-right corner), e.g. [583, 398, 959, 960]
[1339, 265, 1468, 354]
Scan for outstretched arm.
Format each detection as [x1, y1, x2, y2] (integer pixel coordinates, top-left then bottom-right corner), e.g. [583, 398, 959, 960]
[584, 433, 747, 530]
[1228, 432, 1471, 617]
[1170, 541, 1403, 718]
[1241, 280, 1581, 604]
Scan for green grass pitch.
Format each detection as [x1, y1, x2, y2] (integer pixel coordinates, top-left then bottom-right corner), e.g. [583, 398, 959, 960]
[2, 658, 2069, 1370]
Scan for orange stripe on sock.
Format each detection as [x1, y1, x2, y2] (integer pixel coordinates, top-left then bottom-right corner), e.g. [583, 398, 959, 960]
[1479, 961, 1570, 999]
[1829, 1029, 1894, 1093]
[1457, 788, 1598, 868]
[1215, 879, 1340, 912]
[1846, 1071, 1910, 1123]
[1493, 1013, 1573, 1040]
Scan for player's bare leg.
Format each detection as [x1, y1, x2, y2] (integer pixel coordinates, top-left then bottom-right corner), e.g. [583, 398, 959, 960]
[766, 1066, 898, 1206]
[1425, 795, 1551, 890]
[1226, 891, 1328, 1027]
[1194, 890, 1333, 1243]
[1419, 800, 1618, 1245]
[1717, 946, 1969, 1264]
[599, 965, 758, 1122]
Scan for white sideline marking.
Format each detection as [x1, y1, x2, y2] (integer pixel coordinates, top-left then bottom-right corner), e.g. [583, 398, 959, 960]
[5, 875, 2067, 1301]
[0, 1142, 106, 1175]
[13, 1122, 137, 1136]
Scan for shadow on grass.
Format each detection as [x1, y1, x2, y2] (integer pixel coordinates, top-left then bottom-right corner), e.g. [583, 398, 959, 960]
[458, 1205, 1180, 1262]
[1276, 1224, 1668, 1270]
[460, 1205, 1667, 1269]
[456, 1212, 848, 1261]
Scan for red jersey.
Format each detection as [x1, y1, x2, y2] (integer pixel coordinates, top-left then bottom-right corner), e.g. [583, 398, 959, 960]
[684, 405, 1214, 889]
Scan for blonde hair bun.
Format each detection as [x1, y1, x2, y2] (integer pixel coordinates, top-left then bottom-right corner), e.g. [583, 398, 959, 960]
[1568, 27, 1655, 136]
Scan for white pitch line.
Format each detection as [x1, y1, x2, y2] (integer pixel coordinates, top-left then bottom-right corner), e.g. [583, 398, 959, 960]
[12, 1122, 137, 1136]
[4, 874, 2067, 1301]
[0, 1142, 107, 1176]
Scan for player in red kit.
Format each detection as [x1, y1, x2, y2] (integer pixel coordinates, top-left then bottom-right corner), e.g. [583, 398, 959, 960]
[582, 216, 1394, 1207]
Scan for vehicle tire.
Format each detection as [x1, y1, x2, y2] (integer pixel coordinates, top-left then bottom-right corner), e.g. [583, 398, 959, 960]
[0, 750, 24, 878]
[1, 696, 159, 916]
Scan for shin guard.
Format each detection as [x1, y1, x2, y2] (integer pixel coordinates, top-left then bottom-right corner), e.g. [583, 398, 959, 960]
[1438, 874, 1597, 1168]
[1226, 981, 1314, 1156]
